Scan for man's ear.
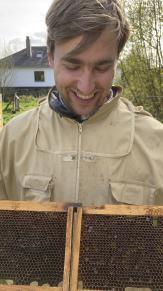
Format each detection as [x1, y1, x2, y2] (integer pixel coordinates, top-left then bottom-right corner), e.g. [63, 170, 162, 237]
[48, 52, 54, 67]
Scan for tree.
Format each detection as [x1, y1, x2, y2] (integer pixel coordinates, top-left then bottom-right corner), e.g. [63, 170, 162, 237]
[0, 45, 14, 99]
[119, 0, 163, 121]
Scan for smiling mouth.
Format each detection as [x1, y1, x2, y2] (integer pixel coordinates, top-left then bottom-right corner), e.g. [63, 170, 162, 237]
[72, 90, 97, 102]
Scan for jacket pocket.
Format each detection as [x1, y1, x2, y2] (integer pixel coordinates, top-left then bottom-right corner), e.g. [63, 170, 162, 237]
[109, 181, 156, 205]
[22, 175, 54, 202]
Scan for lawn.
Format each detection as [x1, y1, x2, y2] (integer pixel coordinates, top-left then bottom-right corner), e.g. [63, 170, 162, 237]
[2, 96, 38, 125]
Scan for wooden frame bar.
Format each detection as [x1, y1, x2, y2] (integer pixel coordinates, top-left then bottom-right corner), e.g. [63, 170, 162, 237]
[63, 207, 73, 291]
[0, 201, 68, 212]
[70, 208, 83, 291]
[83, 204, 163, 216]
[0, 286, 61, 291]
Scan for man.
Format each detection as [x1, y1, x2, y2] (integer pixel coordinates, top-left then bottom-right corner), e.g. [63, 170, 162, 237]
[0, 0, 163, 205]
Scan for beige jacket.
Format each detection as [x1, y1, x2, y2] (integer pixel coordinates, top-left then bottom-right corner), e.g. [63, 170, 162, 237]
[0, 90, 163, 206]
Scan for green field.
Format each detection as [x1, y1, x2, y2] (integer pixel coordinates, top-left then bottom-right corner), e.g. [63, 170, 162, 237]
[2, 96, 38, 125]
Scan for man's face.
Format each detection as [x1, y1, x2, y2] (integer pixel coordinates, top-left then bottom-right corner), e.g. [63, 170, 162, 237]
[48, 28, 118, 117]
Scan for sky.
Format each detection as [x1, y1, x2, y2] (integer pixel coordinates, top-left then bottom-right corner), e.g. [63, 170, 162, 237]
[0, 0, 53, 53]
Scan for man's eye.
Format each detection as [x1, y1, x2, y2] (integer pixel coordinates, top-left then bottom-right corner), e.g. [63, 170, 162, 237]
[95, 65, 112, 72]
[65, 64, 79, 70]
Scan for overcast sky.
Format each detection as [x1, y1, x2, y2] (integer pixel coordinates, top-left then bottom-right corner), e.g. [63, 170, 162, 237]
[0, 0, 53, 52]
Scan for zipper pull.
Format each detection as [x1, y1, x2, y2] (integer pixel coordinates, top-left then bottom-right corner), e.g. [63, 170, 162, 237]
[78, 123, 82, 133]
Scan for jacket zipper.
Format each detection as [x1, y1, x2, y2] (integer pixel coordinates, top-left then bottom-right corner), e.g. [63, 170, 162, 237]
[75, 123, 82, 202]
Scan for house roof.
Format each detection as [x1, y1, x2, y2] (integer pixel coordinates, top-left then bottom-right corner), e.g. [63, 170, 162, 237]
[0, 46, 49, 68]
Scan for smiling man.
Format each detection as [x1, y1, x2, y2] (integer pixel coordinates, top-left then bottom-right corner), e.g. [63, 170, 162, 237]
[0, 0, 163, 207]
[48, 28, 118, 119]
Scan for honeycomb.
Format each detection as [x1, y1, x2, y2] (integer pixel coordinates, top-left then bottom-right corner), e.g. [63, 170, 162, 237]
[78, 214, 163, 290]
[0, 210, 67, 286]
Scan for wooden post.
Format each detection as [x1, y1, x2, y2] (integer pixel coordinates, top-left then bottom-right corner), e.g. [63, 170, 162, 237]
[70, 208, 83, 291]
[0, 93, 3, 128]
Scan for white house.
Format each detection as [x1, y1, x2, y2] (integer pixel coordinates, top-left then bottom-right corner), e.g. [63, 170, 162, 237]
[0, 36, 54, 95]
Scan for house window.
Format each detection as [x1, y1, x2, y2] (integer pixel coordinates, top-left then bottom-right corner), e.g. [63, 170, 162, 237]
[34, 71, 45, 82]
[36, 51, 43, 58]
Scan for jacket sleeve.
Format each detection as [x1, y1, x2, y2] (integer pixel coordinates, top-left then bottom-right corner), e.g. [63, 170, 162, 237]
[0, 127, 8, 200]
[0, 172, 7, 199]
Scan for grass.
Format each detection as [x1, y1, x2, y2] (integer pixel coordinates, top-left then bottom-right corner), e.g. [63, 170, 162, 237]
[2, 96, 38, 125]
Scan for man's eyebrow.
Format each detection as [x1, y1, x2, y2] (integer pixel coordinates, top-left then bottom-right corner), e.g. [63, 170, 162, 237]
[62, 56, 82, 64]
[95, 59, 115, 66]
[62, 56, 115, 65]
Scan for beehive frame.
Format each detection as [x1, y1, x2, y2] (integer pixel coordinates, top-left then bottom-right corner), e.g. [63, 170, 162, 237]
[0, 201, 73, 291]
[0, 202, 162, 291]
[70, 205, 163, 291]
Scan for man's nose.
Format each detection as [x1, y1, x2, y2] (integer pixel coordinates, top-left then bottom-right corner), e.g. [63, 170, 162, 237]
[77, 69, 95, 95]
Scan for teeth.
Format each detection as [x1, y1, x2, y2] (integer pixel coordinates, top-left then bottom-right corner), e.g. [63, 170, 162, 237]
[78, 95, 94, 100]
[74, 92, 94, 100]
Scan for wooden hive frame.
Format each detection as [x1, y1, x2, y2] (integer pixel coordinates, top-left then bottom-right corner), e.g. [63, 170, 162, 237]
[70, 205, 163, 291]
[0, 201, 73, 291]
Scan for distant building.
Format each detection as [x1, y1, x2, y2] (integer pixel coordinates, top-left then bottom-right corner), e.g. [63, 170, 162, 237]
[0, 36, 54, 96]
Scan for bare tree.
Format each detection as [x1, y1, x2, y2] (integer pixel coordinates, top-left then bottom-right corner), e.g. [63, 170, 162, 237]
[0, 45, 14, 99]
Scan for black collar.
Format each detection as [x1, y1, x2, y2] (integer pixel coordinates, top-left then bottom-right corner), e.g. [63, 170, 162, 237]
[48, 87, 84, 123]
[48, 86, 117, 123]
